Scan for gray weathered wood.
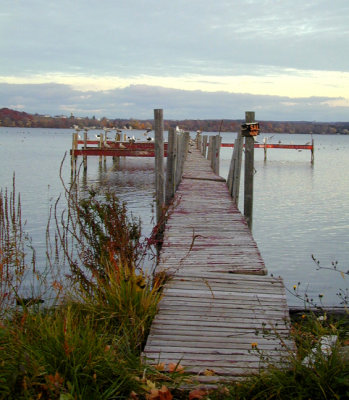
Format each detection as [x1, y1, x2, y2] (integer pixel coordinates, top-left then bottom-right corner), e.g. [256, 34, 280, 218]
[165, 127, 176, 205]
[83, 130, 88, 171]
[99, 133, 103, 164]
[175, 133, 184, 189]
[112, 132, 121, 163]
[175, 132, 190, 189]
[231, 132, 243, 205]
[154, 109, 164, 224]
[210, 135, 216, 171]
[175, 133, 180, 188]
[144, 146, 292, 382]
[196, 132, 202, 150]
[244, 111, 255, 230]
[214, 135, 222, 175]
[207, 136, 213, 161]
[202, 135, 208, 157]
[183, 132, 190, 161]
[264, 136, 268, 161]
[71, 132, 78, 172]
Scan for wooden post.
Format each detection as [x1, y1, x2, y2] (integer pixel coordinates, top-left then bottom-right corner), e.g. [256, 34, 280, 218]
[311, 138, 314, 164]
[113, 132, 121, 163]
[104, 134, 107, 164]
[227, 148, 233, 193]
[174, 132, 189, 188]
[230, 132, 243, 205]
[213, 135, 222, 175]
[202, 135, 208, 157]
[210, 135, 221, 174]
[263, 137, 268, 161]
[175, 133, 181, 188]
[71, 132, 79, 175]
[154, 109, 164, 225]
[71, 132, 76, 171]
[210, 135, 216, 171]
[99, 133, 103, 165]
[207, 136, 213, 161]
[244, 111, 255, 230]
[83, 130, 88, 171]
[165, 127, 176, 205]
[183, 132, 190, 161]
[196, 133, 202, 150]
[175, 133, 183, 188]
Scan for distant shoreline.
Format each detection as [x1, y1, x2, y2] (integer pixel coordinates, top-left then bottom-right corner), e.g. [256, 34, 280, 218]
[1, 107, 349, 135]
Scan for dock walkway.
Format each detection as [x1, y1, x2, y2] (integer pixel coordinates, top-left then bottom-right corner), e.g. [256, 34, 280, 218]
[143, 147, 293, 383]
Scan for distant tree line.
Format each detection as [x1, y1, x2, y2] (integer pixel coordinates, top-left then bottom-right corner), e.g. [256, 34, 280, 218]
[1, 108, 348, 135]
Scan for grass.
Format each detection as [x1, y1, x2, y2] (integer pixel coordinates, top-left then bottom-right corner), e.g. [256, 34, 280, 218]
[1, 174, 349, 399]
[0, 178, 166, 399]
[0, 305, 142, 399]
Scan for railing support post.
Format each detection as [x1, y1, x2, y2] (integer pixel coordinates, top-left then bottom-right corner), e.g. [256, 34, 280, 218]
[244, 111, 255, 230]
[202, 135, 208, 157]
[83, 129, 88, 171]
[227, 130, 243, 206]
[263, 137, 268, 162]
[154, 109, 164, 225]
[207, 136, 213, 161]
[165, 127, 176, 205]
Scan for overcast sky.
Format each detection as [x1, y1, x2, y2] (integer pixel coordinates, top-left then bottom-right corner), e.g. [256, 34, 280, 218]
[1, 0, 349, 121]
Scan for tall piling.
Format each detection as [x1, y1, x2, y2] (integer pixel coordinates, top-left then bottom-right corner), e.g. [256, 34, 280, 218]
[154, 109, 164, 225]
[244, 111, 256, 230]
[165, 127, 176, 205]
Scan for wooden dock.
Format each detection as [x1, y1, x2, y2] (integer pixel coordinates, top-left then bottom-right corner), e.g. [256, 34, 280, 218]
[70, 137, 313, 159]
[143, 147, 293, 384]
[72, 140, 168, 158]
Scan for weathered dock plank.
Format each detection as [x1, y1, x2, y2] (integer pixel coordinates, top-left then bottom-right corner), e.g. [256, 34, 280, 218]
[143, 147, 292, 382]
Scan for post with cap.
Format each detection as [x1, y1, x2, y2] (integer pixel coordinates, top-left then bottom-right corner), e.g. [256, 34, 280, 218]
[243, 111, 259, 230]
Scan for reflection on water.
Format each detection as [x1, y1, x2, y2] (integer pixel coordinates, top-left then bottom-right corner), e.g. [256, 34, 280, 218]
[83, 157, 157, 239]
[220, 132, 349, 306]
[1, 128, 348, 306]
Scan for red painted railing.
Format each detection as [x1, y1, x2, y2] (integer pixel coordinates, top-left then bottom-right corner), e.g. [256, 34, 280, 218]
[73, 140, 312, 158]
[221, 143, 313, 150]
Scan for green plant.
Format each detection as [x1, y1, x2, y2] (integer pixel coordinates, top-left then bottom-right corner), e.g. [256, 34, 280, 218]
[0, 167, 165, 399]
[0, 304, 144, 399]
[54, 167, 143, 289]
[52, 177, 164, 348]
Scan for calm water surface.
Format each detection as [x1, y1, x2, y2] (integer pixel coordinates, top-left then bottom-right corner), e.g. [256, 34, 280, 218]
[1, 127, 348, 306]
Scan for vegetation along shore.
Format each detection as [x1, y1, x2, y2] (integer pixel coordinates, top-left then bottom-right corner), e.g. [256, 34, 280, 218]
[1, 107, 349, 135]
[1, 170, 348, 398]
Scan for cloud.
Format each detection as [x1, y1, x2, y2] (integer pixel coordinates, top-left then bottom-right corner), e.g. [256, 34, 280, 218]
[1, 0, 349, 78]
[2, 66, 349, 100]
[1, 82, 348, 122]
[1, 1, 349, 124]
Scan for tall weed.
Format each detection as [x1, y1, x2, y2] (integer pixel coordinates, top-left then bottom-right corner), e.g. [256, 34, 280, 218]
[0, 175, 36, 315]
[0, 168, 165, 399]
[53, 175, 163, 351]
[0, 306, 141, 399]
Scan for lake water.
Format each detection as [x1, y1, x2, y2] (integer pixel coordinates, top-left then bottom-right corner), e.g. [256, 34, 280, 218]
[1, 127, 348, 307]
